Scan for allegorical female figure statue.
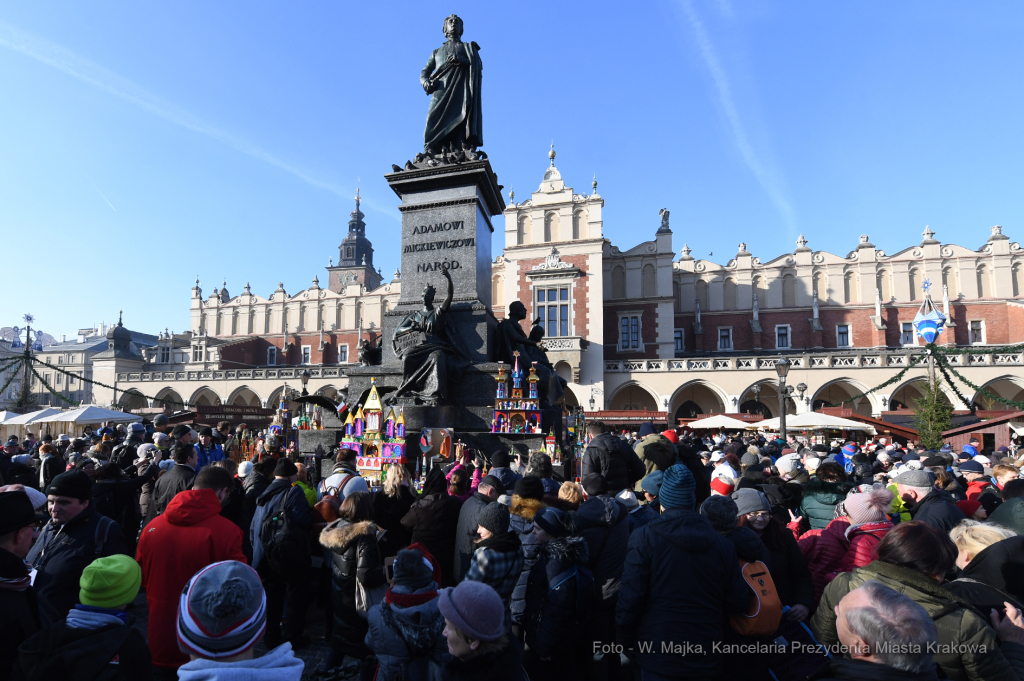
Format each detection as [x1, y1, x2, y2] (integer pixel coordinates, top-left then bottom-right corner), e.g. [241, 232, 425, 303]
[420, 14, 483, 154]
[389, 264, 456, 405]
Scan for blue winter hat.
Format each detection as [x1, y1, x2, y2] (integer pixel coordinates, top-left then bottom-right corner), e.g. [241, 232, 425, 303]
[658, 464, 695, 510]
[842, 443, 857, 457]
[637, 422, 657, 438]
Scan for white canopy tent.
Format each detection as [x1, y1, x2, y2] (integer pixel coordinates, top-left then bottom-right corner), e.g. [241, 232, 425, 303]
[0, 410, 16, 424]
[35, 406, 142, 435]
[687, 414, 761, 431]
[756, 412, 877, 435]
[0, 408, 65, 439]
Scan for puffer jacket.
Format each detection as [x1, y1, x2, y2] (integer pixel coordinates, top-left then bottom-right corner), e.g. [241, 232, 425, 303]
[365, 586, 449, 681]
[632, 434, 675, 493]
[320, 519, 386, 610]
[573, 495, 630, 602]
[523, 535, 593, 658]
[797, 517, 850, 607]
[508, 496, 545, 625]
[581, 432, 645, 494]
[988, 497, 1024, 535]
[811, 560, 1019, 681]
[839, 521, 892, 574]
[616, 508, 748, 679]
[800, 478, 853, 530]
[241, 471, 270, 562]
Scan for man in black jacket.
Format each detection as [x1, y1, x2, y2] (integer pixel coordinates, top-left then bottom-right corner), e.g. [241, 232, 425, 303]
[895, 470, 965, 534]
[0, 490, 42, 681]
[575, 473, 630, 681]
[144, 443, 198, 526]
[617, 464, 748, 680]
[26, 471, 130, 626]
[581, 421, 645, 495]
[453, 475, 503, 581]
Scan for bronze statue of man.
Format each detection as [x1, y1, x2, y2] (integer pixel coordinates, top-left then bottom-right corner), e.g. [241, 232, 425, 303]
[421, 14, 483, 155]
[389, 264, 456, 405]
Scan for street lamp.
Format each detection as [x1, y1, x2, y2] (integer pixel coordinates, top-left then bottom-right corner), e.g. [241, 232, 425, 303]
[300, 369, 310, 397]
[775, 358, 791, 443]
[589, 395, 595, 411]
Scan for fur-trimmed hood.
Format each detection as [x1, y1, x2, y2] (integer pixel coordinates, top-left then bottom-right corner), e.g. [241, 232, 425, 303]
[319, 519, 378, 551]
[541, 534, 590, 565]
[511, 495, 546, 521]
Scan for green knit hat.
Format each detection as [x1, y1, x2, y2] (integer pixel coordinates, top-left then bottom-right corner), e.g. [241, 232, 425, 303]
[80, 554, 141, 609]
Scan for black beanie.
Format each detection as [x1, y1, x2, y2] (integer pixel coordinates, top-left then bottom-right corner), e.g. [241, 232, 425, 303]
[172, 424, 191, 439]
[393, 548, 435, 590]
[479, 475, 506, 496]
[515, 475, 545, 501]
[582, 473, 608, 497]
[274, 459, 298, 477]
[46, 470, 94, 501]
[477, 502, 511, 536]
[491, 449, 510, 468]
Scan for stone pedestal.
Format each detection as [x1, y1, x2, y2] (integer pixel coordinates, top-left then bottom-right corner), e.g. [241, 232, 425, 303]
[381, 160, 505, 365]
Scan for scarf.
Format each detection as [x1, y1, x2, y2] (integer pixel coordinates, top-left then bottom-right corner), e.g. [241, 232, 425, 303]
[66, 604, 129, 629]
[0, 573, 31, 591]
[474, 530, 522, 555]
[385, 584, 439, 608]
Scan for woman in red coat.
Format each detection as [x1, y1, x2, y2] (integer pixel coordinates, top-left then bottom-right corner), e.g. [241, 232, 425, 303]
[838, 487, 894, 573]
[797, 517, 850, 608]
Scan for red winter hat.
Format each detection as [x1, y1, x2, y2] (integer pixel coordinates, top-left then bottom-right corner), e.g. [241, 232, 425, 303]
[661, 430, 679, 444]
[956, 500, 982, 519]
[710, 475, 735, 496]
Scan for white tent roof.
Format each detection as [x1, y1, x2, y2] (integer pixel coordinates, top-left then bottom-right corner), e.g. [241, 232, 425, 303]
[688, 414, 761, 431]
[3, 408, 64, 425]
[0, 410, 17, 424]
[756, 412, 877, 435]
[35, 405, 142, 425]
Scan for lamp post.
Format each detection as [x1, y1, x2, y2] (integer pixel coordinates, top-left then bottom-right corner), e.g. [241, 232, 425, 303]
[775, 358, 791, 443]
[300, 369, 310, 397]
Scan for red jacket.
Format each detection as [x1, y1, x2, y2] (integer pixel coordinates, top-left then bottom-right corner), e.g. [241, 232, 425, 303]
[966, 479, 996, 502]
[797, 517, 850, 608]
[840, 521, 893, 573]
[136, 488, 245, 669]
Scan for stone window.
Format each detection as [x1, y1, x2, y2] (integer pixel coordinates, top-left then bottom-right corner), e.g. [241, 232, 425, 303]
[969, 320, 985, 345]
[674, 329, 684, 353]
[618, 313, 641, 351]
[267, 347, 277, 366]
[901, 323, 916, 346]
[301, 345, 311, 365]
[160, 347, 170, 363]
[537, 287, 571, 337]
[837, 324, 851, 348]
[775, 325, 791, 349]
[718, 327, 733, 351]
[338, 344, 349, 363]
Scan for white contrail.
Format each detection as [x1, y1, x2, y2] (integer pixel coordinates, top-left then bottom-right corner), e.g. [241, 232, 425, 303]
[679, 0, 797, 230]
[89, 180, 116, 212]
[0, 21, 395, 216]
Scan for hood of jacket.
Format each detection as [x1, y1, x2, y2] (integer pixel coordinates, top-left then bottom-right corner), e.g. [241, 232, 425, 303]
[647, 508, 720, 554]
[725, 526, 767, 562]
[164, 488, 224, 527]
[511, 495, 545, 521]
[542, 534, 590, 565]
[804, 477, 853, 504]
[381, 588, 444, 655]
[320, 519, 378, 551]
[959, 535, 1024, 602]
[256, 478, 293, 506]
[242, 472, 269, 494]
[176, 642, 304, 681]
[577, 495, 625, 528]
[421, 466, 447, 496]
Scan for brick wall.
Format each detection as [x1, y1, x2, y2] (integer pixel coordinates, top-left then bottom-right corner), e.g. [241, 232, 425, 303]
[218, 331, 372, 367]
[606, 302, 659, 358]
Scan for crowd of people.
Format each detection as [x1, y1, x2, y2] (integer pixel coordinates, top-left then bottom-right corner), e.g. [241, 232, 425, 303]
[3, 415, 1024, 680]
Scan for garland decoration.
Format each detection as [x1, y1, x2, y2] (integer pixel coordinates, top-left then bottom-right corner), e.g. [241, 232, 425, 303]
[28, 362, 79, 406]
[28, 357, 186, 407]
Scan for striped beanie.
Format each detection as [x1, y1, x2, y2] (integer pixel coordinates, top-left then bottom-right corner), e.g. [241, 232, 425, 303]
[659, 464, 696, 510]
[177, 561, 267, 659]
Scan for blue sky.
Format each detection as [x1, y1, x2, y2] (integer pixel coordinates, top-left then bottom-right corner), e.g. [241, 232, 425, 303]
[2, 2, 1023, 337]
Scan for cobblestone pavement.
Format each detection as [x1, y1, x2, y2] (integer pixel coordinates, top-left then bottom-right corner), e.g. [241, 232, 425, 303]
[129, 586, 339, 677]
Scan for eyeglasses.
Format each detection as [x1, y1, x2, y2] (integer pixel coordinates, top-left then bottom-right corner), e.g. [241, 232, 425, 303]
[747, 511, 771, 519]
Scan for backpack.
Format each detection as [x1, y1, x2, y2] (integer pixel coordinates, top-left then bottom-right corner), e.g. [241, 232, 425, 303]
[109, 442, 137, 476]
[729, 559, 783, 637]
[259, 488, 305, 570]
[548, 563, 595, 627]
